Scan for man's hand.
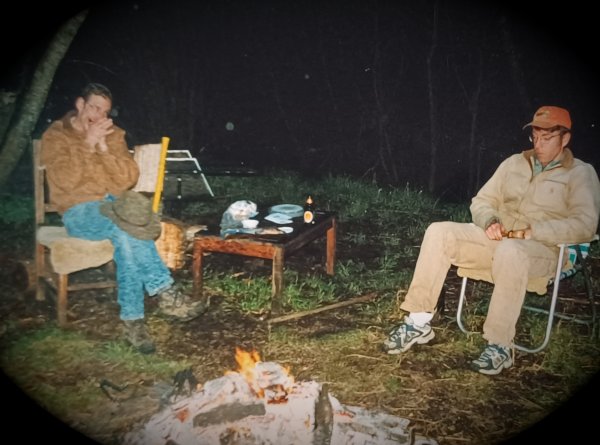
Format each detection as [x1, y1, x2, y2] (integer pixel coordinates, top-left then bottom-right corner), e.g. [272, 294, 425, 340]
[487, 224, 532, 240]
[84, 117, 114, 152]
[485, 222, 505, 241]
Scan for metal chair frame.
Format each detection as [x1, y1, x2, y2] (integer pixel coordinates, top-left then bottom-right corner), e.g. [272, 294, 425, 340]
[456, 235, 598, 353]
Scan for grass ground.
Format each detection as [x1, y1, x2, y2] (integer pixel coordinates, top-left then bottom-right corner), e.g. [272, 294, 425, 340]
[0, 171, 599, 444]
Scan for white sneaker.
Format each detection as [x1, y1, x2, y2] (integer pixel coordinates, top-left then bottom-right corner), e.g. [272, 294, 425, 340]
[383, 316, 435, 354]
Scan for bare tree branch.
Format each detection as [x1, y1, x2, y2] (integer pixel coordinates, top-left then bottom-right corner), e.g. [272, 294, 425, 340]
[0, 10, 88, 187]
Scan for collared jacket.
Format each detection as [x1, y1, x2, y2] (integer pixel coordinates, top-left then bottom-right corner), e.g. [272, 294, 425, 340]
[41, 111, 139, 213]
[471, 148, 600, 247]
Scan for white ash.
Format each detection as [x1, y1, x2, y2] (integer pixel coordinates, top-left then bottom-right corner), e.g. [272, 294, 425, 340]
[123, 361, 438, 445]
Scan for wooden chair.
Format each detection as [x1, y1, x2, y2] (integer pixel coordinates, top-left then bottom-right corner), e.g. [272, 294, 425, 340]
[33, 139, 169, 326]
[33, 139, 115, 327]
[455, 235, 599, 353]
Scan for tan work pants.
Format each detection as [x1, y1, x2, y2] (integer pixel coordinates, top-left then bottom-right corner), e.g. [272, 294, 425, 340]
[400, 222, 558, 347]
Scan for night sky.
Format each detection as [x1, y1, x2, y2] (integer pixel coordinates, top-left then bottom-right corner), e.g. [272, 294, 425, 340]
[4, 0, 600, 200]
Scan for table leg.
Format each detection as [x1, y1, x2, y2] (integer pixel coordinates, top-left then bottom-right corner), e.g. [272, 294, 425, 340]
[271, 248, 284, 314]
[326, 218, 337, 275]
[192, 244, 204, 299]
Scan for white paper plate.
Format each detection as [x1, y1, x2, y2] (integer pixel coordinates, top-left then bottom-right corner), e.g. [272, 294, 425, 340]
[264, 213, 293, 224]
[279, 226, 293, 234]
[269, 204, 303, 218]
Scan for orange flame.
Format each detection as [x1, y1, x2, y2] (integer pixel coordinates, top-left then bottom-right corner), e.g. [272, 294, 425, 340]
[235, 347, 261, 371]
[224, 347, 262, 395]
[225, 347, 294, 401]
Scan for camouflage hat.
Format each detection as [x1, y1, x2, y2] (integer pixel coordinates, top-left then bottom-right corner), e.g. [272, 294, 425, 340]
[100, 191, 162, 240]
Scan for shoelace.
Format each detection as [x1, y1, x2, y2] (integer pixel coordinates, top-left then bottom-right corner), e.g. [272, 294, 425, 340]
[173, 291, 185, 308]
[478, 347, 504, 363]
[390, 324, 407, 339]
[390, 323, 418, 343]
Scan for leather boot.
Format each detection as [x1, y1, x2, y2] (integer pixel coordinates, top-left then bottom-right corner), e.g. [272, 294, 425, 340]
[158, 287, 206, 321]
[123, 319, 156, 354]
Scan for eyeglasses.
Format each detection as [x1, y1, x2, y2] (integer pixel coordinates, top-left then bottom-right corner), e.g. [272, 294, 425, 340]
[529, 131, 562, 144]
[84, 100, 110, 118]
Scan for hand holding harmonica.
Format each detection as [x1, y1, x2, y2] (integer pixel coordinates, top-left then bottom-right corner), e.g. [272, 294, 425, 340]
[501, 228, 530, 239]
[485, 221, 531, 240]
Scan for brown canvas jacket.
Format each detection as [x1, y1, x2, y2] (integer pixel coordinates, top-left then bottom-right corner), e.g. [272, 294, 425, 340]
[41, 111, 139, 213]
[470, 148, 600, 247]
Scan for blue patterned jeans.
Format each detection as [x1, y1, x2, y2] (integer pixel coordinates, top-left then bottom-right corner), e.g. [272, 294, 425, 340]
[62, 199, 173, 321]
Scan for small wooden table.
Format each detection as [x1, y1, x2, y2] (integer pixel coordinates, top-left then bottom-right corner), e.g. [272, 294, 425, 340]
[192, 211, 336, 313]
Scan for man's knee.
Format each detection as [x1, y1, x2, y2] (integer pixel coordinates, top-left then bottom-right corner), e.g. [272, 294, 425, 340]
[426, 221, 454, 235]
[495, 239, 527, 260]
[424, 221, 468, 241]
[492, 240, 530, 273]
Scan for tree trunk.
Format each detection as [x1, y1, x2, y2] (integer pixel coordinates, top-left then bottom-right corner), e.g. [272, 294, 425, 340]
[0, 10, 88, 187]
[371, 6, 399, 185]
[467, 55, 483, 197]
[426, 1, 439, 194]
[499, 14, 531, 114]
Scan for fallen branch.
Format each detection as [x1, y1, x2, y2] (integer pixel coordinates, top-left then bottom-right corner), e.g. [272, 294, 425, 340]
[268, 293, 378, 324]
[345, 354, 386, 362]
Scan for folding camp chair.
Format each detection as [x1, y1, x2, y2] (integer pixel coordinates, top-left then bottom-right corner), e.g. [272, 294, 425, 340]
[132, 145, 215, 218]
[456, 235, 599, 353]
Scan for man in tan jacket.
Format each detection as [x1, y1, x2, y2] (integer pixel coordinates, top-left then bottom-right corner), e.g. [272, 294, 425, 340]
[41, 83, 204, 354]
[383, 106, 600, 374]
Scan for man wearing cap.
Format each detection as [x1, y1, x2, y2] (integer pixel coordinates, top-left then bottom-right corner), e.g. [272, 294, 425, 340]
[383, 106, 600, 374]
[41, 83, 205, 354]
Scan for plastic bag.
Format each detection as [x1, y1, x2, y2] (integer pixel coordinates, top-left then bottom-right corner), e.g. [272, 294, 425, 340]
[219, 200, 258, 232]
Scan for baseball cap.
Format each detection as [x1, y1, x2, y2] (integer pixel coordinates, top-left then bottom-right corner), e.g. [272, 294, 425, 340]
[523, 106, 571, 130]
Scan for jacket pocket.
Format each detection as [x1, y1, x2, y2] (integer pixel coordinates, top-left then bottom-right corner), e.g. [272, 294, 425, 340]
[532, 178, 567, 209]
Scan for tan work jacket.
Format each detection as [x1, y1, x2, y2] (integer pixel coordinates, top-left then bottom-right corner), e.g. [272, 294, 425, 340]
[41, 111, 139, 213]
[471, 148, 600, 247]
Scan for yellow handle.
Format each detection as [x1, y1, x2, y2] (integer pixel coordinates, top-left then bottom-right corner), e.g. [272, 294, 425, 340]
[152, 136, 170, 213]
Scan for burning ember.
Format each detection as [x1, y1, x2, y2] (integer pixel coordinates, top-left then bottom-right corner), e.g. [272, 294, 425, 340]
[225, 347, 294, 403]
[124, 348, 439, 445]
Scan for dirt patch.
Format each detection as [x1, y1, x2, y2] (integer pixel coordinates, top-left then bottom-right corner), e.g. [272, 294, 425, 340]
[1, 252, 599, 445]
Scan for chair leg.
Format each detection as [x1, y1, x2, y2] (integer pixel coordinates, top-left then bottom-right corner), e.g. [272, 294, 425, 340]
[456, 276, 470, 334]
[57, 274, 68, 327]
[458, 274, 560, 353]
[35, 243, 46, 301]
[515, 243, 567, 353]
[515, 284, 559, 353]
[107, 261, 117, 297]
[577, 246, 598, 339]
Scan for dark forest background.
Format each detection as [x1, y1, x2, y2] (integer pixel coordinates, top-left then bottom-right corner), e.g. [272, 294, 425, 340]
[2, 2, 600, 443]
[3, 0, 600, 201]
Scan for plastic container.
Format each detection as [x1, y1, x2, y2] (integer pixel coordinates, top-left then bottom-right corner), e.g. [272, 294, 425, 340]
[242, 219, 259, 229]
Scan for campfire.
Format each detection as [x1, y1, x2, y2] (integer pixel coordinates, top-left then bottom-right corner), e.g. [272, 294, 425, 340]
[225, 347, 294, 404]
[124, 348, 438, 445]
